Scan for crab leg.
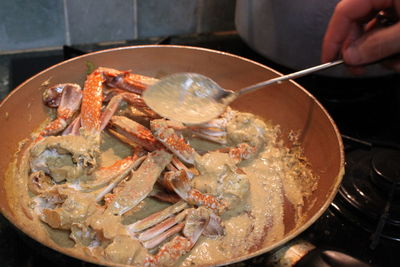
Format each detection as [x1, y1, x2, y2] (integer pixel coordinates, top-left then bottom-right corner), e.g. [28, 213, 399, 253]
[94, 155, 147, 202]
[139, 214, 185, 243]
[97, 67, 158, 94]
[143, 208, 214, 267]
[62, 114, 81, 136]
[100, 92, 159, 131]
[105, 150, 172, 216]
[81, 70, 104, 136]
[119, 91, 159, 118]
[81, 154, 143, 192]
[108, 116, 164, 151]
[99, 94, 124, 131]
[169, 157, 198, 179]
[151, 119, 199, 164]
[145, 223, 185, 250]
[127, 200, 188, 233]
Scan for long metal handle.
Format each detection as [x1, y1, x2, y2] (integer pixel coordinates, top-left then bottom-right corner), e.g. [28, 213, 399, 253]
[237, 59, 344, 96]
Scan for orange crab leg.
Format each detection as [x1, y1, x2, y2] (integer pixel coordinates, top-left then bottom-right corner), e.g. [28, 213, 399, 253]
[142, 222, 184, 249]
[108, 115, 164, 151]
[166, 169, 226, 212]
[81, 154, 142, 192]
[151, 119, 198, 164]
[97, 67, 158, 95]
[81, 69, 104, 134]
[144, 235, 192, 266]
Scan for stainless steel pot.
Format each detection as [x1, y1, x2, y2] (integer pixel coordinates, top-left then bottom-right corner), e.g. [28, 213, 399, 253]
[235, 0, 393, 77]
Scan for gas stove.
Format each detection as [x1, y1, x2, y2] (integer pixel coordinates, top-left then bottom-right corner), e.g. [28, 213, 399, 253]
[1, 32, 399, 267]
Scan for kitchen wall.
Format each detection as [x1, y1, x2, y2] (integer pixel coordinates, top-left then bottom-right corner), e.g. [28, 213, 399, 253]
[0, 0, 236, 53]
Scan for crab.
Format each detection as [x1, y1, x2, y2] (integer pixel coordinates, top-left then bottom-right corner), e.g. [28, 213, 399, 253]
[29, 68, 157, 186]
[24, 66, 267, 267]
[127, 206, 224, 266]
[35, 83, 82, 142]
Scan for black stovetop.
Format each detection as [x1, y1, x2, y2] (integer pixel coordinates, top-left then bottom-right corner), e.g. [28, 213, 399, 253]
[1, 32, 400, 267]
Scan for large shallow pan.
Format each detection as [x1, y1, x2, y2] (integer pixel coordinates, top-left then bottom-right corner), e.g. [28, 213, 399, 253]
[0, 45, 344, 266]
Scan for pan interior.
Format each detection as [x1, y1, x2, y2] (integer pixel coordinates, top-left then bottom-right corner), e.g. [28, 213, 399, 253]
[0, 45, 344, 266]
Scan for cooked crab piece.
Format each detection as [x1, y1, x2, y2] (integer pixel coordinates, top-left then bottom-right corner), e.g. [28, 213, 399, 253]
[97, 67, 158, 95]
[80, 67, 157, 137]
[105, 150, 173, 216]
[127, 200, 188, 233]
[191, 108, 267, 162]
[70, 223, 101, 247]
[36, 83, 82, 141]
[29, 68, 110, 182]
[167, 156, 198, 180]
[164, 169, 226, 213]
[94, 155, 147, 202]
[143, 207, 223, 266]
[80, 154, 144, 192]
[220, 142, 257, 163]
[86, 207, 128, 240]
[100, 91, 159, 132]
[192, 151, 250, 212]
[224, 110, 269, 157]
[122, 106, 154, 128]
[104, 235, 148, 265]
[27, 170, 55, 195]
[42, 83, 82, 108]
[62, 114, 81, 136]
[80, 68, 106, 138]
[142, 221, 185, 249]
[33, 186, 98, 230]
[187, 107, 235, 145]
[150, 119, 199, 165]
[30, 135, 98, 182]
[108, 116, 164, 151]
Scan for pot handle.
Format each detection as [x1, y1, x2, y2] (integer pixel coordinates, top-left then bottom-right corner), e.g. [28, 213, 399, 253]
[267, 239, 370, 267]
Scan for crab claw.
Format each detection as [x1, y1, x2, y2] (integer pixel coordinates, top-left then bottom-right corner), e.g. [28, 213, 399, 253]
[38, 83, 82, 138]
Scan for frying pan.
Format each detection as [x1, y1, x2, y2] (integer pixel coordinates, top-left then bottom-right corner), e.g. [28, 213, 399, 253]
[0, 45, 344, 266]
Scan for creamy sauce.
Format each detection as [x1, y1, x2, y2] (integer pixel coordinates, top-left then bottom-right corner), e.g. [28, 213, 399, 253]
[6, 108, 318, 267]
[143, 73, 226, 124]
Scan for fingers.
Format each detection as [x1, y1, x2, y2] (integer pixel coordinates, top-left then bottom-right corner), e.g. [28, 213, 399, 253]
[342, 23, 400, 65]
[321, 0, 395, 63]
[381, 54, 400, 71]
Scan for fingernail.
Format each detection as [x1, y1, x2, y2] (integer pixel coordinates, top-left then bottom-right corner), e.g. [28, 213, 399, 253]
[344, 46, 362, 65]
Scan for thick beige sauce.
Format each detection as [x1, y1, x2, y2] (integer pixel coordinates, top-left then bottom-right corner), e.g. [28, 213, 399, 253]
[143, 73, 226, 124]
[7, 109, 318, 267]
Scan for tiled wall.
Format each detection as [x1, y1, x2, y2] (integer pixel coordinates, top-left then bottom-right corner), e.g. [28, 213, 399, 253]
[0, 0, 236, 52]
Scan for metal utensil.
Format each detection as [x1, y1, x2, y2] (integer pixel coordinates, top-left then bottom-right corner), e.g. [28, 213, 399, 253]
[143, 60, 343, 124]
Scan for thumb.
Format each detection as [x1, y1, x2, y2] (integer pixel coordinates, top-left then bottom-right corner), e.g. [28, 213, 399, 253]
[343, 23, 400, 65]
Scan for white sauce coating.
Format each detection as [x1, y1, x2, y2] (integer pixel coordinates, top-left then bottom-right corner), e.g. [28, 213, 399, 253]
[7, 109, 318, 267]
[143, 73, 226, 124]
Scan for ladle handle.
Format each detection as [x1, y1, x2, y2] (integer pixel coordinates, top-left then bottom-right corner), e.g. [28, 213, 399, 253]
[237, 59, 344, 96]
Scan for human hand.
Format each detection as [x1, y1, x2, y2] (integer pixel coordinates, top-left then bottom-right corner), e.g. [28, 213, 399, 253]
[321, 0, 400, 73]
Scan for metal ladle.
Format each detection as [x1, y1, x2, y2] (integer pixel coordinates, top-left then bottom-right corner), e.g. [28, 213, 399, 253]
[143, 60, 343, 124]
